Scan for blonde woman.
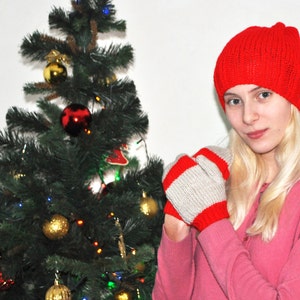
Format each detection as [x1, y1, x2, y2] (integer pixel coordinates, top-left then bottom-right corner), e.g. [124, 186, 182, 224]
[153, 22, 300, 299]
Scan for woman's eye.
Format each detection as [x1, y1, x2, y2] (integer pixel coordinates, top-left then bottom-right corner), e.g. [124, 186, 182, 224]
[259, 91, 271, 99]
[227, 98, 240, 106]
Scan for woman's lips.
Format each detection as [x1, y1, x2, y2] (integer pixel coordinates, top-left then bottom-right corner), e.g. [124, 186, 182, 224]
[246, 129, 267, 139]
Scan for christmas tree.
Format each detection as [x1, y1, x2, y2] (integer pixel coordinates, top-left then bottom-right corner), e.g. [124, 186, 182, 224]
[0, 1, 165, 299]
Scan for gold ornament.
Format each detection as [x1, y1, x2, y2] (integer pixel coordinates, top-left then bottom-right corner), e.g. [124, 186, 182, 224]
[115, 218, 126, 259]
[45, 50, 71, 65]
[104, 73, 117, 85]
[43, 62, 67, 84]
[114, 290, 132, 300]
[134, 261, 145, 273]
[45, 279, 71, 300]
[140, 192, 159, 218]
[98, 73, 117, 86]
[42, 214, 70, 240]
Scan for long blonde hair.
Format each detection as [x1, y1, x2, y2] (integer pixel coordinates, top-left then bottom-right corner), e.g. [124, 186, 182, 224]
[227, 106, 300, 241]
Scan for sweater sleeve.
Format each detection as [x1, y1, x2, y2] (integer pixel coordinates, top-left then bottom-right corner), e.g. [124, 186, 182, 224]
[199, 219, 300, 299]
[152, 226, 198, 300]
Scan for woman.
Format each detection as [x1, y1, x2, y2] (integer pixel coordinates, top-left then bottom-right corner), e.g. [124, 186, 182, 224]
[152, 22, 300, 299]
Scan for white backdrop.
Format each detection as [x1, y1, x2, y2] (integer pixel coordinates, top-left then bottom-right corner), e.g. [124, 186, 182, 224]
[1, 0, 300, 165]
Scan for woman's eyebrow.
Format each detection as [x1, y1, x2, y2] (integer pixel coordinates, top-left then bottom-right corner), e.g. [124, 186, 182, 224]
[224, 86, 262, 97]
[249, 86, 262, 93]
[224, 91, 237, 97]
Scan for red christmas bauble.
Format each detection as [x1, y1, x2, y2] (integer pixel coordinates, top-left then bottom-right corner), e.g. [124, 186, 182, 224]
[0, 272, 14, 291]
[60, 103, 92, 137]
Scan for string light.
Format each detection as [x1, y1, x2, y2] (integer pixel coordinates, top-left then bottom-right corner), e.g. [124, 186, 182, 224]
[102, 6, 111, 16]
[138, 278, 145, 283]
[77, 219, 84, 226]
[114, 169, 121, 181]
[84, 128, 92, 135]
[113, 271, 123, 281]
[107, 281, 116, 290]
[107, 212, 115, 219]
[136, 288, 141, 299]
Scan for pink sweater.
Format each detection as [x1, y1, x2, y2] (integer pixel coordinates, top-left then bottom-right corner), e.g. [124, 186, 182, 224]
[152, 181, 300, 299]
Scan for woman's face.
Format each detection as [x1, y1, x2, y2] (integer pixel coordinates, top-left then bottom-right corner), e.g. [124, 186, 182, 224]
[224, 84, 291, 158]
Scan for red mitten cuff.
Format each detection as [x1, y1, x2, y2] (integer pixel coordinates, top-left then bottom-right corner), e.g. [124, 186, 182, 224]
[192, 201, 229, 231]
[163, 200, 183, 221]
[163, 155, 197, 191]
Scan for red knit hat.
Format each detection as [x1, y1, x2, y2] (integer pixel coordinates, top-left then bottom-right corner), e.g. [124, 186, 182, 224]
[214, 22, 300, 110]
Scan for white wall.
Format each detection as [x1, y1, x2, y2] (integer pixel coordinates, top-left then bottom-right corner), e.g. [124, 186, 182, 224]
[1, 0, 300, 164]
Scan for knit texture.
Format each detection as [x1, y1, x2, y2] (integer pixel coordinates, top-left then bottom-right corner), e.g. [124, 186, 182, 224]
[163, 146, 232, 231]
[163, 200, 183, 220]
[214, 22, 300, 110]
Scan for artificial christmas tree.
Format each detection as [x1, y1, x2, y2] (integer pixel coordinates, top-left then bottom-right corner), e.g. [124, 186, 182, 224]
[0, 1, 165, 299]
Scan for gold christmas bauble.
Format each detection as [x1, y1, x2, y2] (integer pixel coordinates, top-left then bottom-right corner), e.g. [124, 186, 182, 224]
[104, 73, 117, 85]
[45, 279, 71, 300]
[114, 290, 132, 300]
[98, 73, 117, 86]
[42, 214, 70, 240]
[134, 261, 145, 273]
[140, 194, 159, 218]
[43, 62, 67, 84]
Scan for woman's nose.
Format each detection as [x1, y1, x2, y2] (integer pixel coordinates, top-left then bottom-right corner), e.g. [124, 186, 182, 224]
[242, 102, 259, 124]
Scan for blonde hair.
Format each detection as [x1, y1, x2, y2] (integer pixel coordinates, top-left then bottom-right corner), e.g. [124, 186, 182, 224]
[227, 106, 300, 241]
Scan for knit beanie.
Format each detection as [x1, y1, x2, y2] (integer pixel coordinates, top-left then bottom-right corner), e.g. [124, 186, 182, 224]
[214, 22, 300, 110]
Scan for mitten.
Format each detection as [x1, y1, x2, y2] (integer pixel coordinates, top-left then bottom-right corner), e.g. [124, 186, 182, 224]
[163, 146, 232, 231]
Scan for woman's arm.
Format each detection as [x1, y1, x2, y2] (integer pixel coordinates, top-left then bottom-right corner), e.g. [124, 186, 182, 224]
[152, 215, 196, 300]
[164, 214, 190, 242]
[199, 219, 300, 299]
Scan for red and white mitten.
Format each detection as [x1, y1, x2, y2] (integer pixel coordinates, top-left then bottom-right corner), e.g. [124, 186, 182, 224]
[163, 146, 232, 231]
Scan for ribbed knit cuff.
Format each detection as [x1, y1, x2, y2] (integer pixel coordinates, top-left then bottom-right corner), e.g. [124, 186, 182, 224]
[164, 200, 183, 221]
[192, 201, 229, 231]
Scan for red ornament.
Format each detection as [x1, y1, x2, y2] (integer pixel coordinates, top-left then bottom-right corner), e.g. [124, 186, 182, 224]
[60, 103, 92, 137]
[0, 272, 14, 291]
[106, 145, 128, 166]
